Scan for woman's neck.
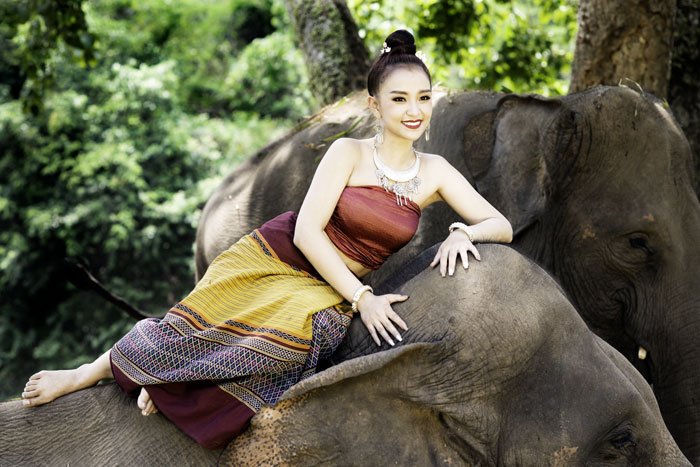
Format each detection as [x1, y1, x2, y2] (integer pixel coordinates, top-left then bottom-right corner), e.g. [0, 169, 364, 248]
[375, 135, 417, 169]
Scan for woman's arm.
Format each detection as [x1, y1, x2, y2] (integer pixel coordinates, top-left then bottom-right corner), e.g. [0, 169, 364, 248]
[294, 138, 407, 346]
[429, 156, 513, 276]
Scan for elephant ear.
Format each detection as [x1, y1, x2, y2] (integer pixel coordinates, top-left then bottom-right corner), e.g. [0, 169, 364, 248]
[281, 342, 436, 400]
[470, 94, 579, 235]
[224, 343, 490, 466]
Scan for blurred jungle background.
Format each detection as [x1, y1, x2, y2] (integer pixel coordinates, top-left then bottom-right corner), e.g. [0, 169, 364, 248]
[0, 0, 696, 400]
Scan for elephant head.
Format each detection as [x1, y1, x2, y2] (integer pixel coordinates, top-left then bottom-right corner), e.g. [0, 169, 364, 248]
[462, 87, 700, 461]
[223, 245, 688, 465]
[195, 86, 700, 460]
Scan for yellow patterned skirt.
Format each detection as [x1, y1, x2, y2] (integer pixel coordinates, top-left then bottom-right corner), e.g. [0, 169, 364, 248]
[110, 230, 353, 448]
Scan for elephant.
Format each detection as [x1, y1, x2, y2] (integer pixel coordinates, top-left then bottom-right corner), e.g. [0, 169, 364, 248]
[0, 245, 691, 465]
[195, 85, 700, 462]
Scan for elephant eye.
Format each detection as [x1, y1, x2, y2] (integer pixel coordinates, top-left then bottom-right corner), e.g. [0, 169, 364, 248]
[610, 431, 636, 450]
[596, 427, 638, 461]
[628, 235, 655, 256]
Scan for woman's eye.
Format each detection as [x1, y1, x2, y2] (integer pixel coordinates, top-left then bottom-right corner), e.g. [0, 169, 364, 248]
[391, 96, 431, 102]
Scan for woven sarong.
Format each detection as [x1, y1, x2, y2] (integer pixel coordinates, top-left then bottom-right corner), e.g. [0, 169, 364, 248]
[110, 230, 353, 448]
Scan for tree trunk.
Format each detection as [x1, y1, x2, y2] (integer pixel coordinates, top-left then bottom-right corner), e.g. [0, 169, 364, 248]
[569, 0, 676, 98]
[283, 0, 370, 107]
[669, 0, 700, 188]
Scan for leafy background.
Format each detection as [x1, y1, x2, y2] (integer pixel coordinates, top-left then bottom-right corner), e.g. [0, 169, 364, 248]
[0, 0, 577, 400]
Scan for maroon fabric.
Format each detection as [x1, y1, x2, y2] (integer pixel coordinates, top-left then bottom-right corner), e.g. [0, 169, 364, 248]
[111, 357, 254, 449]
[259, 186, 421, 273]
[258, 211, 319, 277]
[324, 185, 421, 269]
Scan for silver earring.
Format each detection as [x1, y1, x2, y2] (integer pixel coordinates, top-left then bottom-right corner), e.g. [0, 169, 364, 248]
[425, 123, 430, 141]
[374, 121, 384, 145]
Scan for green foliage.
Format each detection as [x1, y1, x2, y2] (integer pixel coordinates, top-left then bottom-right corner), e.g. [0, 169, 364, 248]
[2, 0, 96, 113]
[350, 0, 578, 95]
[223, 31, 318, 119]
[0, 0, 292, 399]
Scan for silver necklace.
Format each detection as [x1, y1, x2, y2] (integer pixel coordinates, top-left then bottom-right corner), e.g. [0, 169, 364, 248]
[373, 140, 421, 206]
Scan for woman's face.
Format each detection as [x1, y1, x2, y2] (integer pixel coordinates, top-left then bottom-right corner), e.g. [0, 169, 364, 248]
[369, 66, 432, 143]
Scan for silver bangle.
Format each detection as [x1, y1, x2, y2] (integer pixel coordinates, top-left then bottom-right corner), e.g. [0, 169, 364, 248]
[449, 222, 475, 243]
[351, 285, 373, 313]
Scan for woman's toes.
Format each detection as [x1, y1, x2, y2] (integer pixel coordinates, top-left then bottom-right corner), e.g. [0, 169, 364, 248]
[21, 388, 38, 399]
[137, 393, 146, 410]
[142, 400, 154, 416]
[29, 371, 45, 381]
[22, 394, 42, 406]
[137, 387, 158, 416]
[24, 382, 38, 392]
[137, 387, 150, 410]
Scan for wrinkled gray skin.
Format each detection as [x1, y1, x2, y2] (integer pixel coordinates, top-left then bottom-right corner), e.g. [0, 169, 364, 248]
[196, 86, 700, 462]
[0, 245, 690, 465]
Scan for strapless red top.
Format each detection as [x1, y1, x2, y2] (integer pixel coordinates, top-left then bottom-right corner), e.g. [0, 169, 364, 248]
[324, 185, 421, 269]
[257, 185, 421, 276]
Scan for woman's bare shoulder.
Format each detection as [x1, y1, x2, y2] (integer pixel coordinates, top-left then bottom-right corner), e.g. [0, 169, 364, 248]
[416, 149, 446, 159]
[323, 137, 367, 161]
[418, 151, 451, 171]
[329, 137, 368, 151]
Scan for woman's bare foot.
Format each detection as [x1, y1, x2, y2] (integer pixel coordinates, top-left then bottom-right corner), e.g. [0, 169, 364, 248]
[21, 365, 94, 407]
[137, 387, 158, 416]
[21, 350, 114, 408]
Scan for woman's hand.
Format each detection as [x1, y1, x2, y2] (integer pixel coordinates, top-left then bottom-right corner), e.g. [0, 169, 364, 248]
[357, 293, 409, 346]
[430, 230, 481, 276]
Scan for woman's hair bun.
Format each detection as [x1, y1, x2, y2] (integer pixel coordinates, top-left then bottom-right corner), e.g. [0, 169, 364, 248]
[384, 29, 417, 55]
[367, 28, 431, 96]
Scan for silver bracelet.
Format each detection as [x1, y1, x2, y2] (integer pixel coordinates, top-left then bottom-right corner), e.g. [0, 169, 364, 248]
[351, 285, 373, 313]
[449, 222, 475, 243]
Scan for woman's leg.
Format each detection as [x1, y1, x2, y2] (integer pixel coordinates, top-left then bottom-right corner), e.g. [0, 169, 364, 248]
[21, 349, 114, 407]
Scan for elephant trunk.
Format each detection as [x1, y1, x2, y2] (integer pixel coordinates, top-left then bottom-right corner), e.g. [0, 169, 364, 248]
[652, 207, 700, 464]
[652, 315, 700, 464]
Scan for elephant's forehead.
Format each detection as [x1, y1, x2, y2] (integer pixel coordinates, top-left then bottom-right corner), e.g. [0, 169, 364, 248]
[404, 245, 581, 359]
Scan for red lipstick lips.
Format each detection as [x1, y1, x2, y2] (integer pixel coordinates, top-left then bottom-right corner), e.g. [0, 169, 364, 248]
[402, 120, 422, 129]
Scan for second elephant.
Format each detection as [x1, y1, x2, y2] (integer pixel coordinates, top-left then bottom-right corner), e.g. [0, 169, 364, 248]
[196, 86, 700, 462]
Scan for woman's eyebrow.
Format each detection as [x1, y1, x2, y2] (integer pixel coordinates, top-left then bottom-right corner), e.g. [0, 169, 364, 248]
[388, 89, 432, 94]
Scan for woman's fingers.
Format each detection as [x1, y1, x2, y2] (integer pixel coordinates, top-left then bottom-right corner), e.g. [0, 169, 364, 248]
[360, 295, 410, 346]
[437, 243, 482, 277]
[439, 247, 450, 276]
[430, 246, 443, 267]
[387, 310, 408, 334]
[387, 309, 408, 331]
[380, 317, 402, 343]
[470, 243, 481, 261]
[459, 245, 469, 269]
[385, 295, 408, 331]
[448, 248, 460, 275]
[387, 294, 409, 304]
[366, 322, 381, 346]
[376, 324, 395, 346]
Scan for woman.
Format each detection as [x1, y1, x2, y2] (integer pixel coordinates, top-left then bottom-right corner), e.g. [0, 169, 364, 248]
[20, 29, 512, 448]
